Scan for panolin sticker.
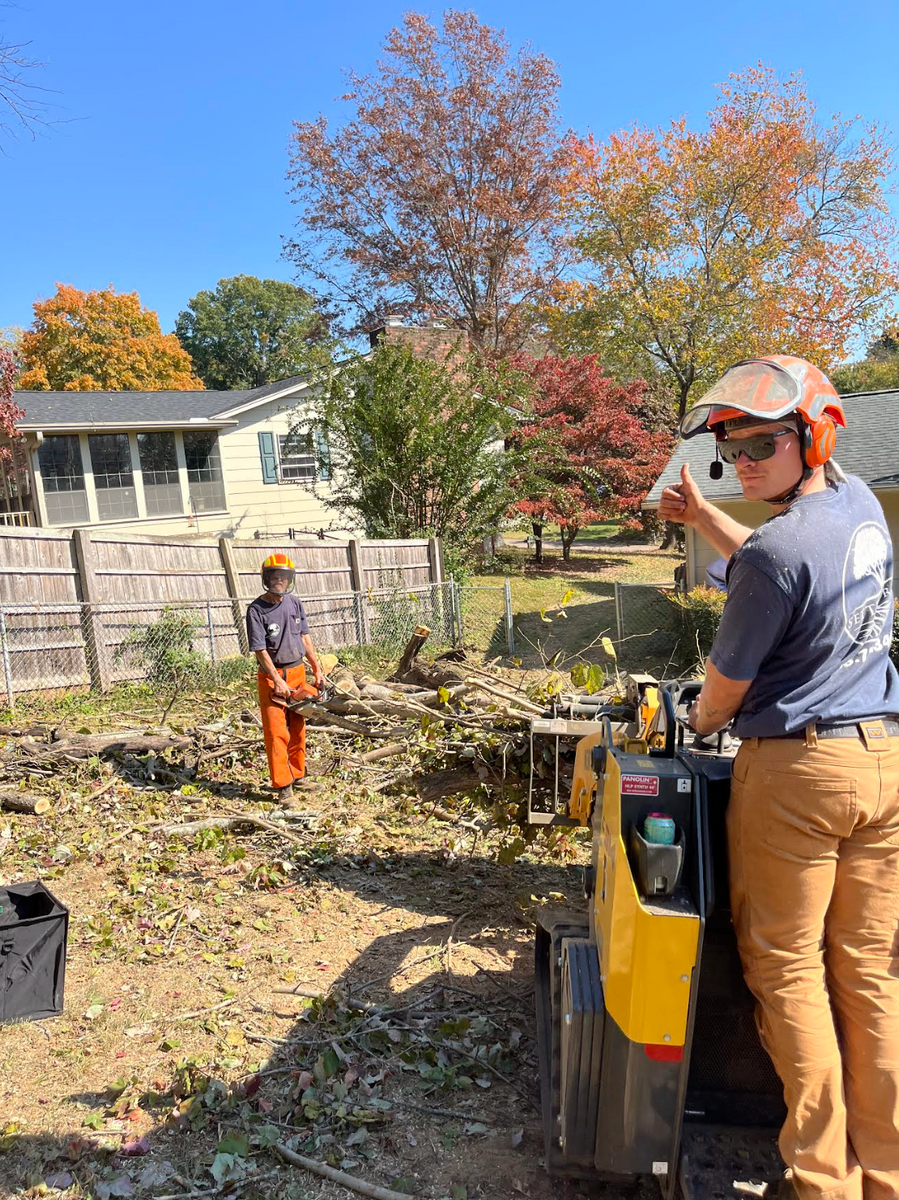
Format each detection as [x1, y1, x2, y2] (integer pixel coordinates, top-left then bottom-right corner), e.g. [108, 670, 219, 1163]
[620, 774, 660, 797]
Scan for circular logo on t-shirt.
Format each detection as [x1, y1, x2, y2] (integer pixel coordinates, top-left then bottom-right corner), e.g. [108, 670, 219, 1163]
[842, 522, 892, 647]
[266, 623, 281, 637]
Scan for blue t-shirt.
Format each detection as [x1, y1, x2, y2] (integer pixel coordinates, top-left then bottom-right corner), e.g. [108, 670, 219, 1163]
[246, 594, 310, 667]
[709, 475, 899, 738]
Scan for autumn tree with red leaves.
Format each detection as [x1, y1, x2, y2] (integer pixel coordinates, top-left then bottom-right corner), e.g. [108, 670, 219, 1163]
[553, 67, 899, 419]
[510, 356, 674, 562]
[287, 10, 570, 353]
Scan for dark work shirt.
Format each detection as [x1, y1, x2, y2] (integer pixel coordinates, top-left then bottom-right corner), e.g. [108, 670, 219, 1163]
[246, 594, 310, 667]
[710, 475, 899, 737]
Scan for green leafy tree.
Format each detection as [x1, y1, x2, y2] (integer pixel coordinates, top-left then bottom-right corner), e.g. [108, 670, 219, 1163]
[175, 276, 332, 390]
[300, 342, 524, 562]
[831, 318, 899, 394]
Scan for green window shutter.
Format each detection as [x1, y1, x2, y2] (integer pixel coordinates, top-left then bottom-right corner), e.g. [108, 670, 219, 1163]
[315, 428, 331, 481]
[258, 431, 278, 484]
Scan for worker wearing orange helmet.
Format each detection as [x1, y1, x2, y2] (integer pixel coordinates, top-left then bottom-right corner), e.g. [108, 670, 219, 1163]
[660, 356, 899, 1198]
[246, 553, 323, 805]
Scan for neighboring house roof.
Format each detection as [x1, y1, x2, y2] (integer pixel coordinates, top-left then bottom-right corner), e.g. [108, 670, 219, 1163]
[14, 374, 316, 432]
[15, 389, 252, 430]
[644, 389, 899, 507]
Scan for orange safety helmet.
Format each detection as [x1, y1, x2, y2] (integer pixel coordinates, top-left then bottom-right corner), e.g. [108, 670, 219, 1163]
[681, 355, 846, 470]
[261, 553, 296, 593]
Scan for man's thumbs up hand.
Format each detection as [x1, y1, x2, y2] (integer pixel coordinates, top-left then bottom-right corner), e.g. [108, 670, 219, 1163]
[659, 462, 706, 526]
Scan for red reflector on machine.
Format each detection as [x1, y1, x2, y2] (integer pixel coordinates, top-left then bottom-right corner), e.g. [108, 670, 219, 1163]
[644, 1043, 683, 1062]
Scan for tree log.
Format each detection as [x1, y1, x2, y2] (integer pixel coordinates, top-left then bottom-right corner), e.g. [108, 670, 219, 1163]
[397, 625, 431, 677]
[415, 767, 496, 803]
[22, 733, 192, 762]
[0, 790, 51, 815]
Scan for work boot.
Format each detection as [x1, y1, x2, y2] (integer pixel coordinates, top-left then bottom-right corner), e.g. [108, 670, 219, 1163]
[277, 783, 296, 808]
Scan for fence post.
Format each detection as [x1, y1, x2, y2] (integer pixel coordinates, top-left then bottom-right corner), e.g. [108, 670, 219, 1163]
[614, 581, 624, 645]
[503, 579, 515, 656]
[348, 539, 371, 644]
[72, 529, 110, 692]
[219, 536, 249, 654]
[0, 608, 13, 710]
[427, 537, 443, 585]
[206, 601, 217, 669]
[450, 581, 462, 648]
[352, 591, 366, 647]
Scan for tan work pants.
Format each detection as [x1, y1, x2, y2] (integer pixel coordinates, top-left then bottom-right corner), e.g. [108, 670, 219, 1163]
[728, 731, 899, 1199]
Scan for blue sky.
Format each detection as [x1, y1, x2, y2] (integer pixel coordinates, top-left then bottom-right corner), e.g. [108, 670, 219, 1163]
[3, 0, 899, 338]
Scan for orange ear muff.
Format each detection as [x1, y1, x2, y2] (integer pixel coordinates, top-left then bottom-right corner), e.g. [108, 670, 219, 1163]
[803, 414, 837, 468]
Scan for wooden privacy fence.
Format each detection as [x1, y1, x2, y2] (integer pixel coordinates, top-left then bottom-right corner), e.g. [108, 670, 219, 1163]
[0, 527, 443, 697]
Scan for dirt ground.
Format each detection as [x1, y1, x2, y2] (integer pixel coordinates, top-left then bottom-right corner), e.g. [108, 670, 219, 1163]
[0, 678, 658, 1200]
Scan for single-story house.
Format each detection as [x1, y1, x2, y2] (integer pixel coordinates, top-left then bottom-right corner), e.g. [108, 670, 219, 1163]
[0, 318, 467, 539]
[644, 389, 899, 587]
[0, 373, 342, 538]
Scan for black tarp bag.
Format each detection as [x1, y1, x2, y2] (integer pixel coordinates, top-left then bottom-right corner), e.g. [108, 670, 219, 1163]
[0, 881, 68, 1023]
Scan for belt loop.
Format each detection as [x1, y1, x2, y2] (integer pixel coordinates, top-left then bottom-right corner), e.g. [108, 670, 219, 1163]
[804, 722, 819, 749]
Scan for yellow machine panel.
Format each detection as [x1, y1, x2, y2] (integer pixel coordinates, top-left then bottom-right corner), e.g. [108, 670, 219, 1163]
[593, 753, 699, 1047]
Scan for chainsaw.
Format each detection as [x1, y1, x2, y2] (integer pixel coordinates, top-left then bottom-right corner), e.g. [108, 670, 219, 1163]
[270, 677, 336, 713]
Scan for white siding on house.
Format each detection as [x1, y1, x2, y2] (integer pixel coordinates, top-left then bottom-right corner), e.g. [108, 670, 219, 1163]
[216, 395, 355, 537]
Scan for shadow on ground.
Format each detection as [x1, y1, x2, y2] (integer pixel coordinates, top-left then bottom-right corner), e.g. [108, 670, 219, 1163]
[0, 845, 662, 1200]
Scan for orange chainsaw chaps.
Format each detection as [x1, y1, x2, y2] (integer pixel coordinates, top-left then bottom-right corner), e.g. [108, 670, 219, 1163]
[258, 664, 307, 789]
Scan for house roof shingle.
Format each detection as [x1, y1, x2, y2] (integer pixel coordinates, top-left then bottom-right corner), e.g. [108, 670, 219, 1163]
[644, 389, 899, 507]
[13, 374, 314, 429]
[14, 389, 255, 427]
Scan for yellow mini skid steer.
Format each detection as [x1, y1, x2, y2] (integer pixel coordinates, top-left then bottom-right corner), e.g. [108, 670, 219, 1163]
[531, 678, 784, 1199]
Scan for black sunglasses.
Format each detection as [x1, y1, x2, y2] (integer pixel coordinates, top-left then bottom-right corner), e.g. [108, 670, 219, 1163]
[718, 428, 794, 465]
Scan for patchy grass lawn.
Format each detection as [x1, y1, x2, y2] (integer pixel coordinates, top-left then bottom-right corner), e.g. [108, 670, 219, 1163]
[470, 544, 683, 673]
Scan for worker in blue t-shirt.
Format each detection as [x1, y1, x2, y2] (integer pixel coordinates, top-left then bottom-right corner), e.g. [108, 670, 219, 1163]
[660, 356, 899, 1199]
[246, 553, 323, 805]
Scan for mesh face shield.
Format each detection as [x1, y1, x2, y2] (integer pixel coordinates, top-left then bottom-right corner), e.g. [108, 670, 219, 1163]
[681, 362, 802, 437]
[262, 567, 296, 594]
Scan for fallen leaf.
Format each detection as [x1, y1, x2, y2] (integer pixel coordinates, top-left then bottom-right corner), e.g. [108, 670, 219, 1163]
[83, 1004, 104, 1021]
[510, 1128, 524, 1148]
[95, 1175, 134, 1200]
[136, 1161, 175, 1188]
[216, 1132, 249, 1157]
[124, 1024, 154, 1039]
[120, 1135, 150, 1156]
[44, 1172, 73, 1190]
[463, 1121, 489, 1136]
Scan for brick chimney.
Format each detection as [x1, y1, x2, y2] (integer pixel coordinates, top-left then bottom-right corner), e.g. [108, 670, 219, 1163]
[368, 316, 469, 365]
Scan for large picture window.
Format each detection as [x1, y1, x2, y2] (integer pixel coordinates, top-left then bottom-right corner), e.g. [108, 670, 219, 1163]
[89, 434, 139, 521]
[183, 431, 226, 513]
[38, 435, 90, 525]
[138, 432, 182, 516]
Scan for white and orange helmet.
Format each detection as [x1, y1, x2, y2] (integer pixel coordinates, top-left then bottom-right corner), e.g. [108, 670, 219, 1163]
[681, 355, 846, 469]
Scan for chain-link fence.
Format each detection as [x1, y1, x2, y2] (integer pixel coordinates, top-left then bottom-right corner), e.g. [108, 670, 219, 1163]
[613, 581, 685, 673]
[456, 582, 515, 659]
[0, 582, 452, 705]
[0, 580, 517, 705]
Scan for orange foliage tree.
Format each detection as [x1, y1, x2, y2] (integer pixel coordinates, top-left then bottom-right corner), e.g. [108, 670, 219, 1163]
[19, 284, 202, 391]
[553, 67, 899, 419]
